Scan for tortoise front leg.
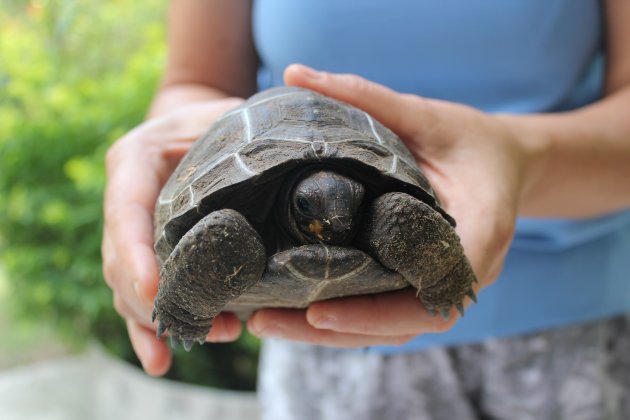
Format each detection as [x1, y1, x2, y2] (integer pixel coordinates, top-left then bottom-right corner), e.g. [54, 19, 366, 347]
[357, 192, 477, 319]
[153, 209, 266, 350]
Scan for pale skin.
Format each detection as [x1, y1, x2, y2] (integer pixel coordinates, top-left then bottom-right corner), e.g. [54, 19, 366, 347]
[102, 0, 630, 375]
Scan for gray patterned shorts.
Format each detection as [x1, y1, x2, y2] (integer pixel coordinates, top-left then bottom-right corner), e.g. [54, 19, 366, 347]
[258, 314, 630, 420]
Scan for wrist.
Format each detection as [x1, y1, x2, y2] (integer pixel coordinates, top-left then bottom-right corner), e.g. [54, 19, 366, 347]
[148, 83, 239, 119]
[493, 113, 553, 216]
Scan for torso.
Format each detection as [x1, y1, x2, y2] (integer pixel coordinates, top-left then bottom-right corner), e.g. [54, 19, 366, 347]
[253, 0, 603, 112]
[250, 1, 630, 349]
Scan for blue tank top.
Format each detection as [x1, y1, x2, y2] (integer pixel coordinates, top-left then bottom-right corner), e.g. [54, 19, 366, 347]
[253, 0, 630, 351]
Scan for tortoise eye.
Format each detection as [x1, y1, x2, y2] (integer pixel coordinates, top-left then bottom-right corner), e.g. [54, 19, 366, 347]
[295, 196, 311, 213]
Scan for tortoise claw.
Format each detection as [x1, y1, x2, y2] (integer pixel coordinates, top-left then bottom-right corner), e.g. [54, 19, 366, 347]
[467, 289, 478, 303]
[456, 303, 465, 317]
[170, 336, 180, 348]
[183, 340, 194, 352]
[151, 308, 157, 323]
[156, 322, 167, 338]
[440, 308, 451, 321]
[427, 308, 438, 317]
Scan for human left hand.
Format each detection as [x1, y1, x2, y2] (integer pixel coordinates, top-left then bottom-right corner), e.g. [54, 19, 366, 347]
[246, 64, 543, 347]
[102, 99, 245, 374]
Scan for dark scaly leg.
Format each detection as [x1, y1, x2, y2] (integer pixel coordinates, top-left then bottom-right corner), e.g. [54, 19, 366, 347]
[153, 209, 266, 350]
[357, 192, 477, 319]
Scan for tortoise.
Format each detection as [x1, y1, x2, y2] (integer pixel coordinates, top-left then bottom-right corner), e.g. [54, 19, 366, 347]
[152, 86, 477, 351]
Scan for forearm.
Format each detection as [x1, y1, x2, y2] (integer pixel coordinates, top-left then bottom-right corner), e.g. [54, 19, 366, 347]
[148, 1, 257, 119]
[500, 85, 630, 218]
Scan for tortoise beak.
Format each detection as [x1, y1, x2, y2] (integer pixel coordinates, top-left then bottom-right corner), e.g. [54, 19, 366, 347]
[318, 217, 353, 243]
[307, 218, 351, 242]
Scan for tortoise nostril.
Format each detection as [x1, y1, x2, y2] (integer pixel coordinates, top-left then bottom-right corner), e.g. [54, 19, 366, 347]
[330, 217, 351, 233]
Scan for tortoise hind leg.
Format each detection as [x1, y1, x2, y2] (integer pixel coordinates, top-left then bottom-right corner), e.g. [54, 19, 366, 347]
[357, 192, 477, 319]
[153, 209, 266, 349]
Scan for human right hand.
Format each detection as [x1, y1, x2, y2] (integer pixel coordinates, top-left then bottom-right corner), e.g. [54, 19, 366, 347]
[102, 98, 243, 375]
[247, 65, 545, 346]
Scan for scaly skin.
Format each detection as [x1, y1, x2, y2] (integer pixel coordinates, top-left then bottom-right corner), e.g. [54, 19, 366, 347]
[357, 192, 476, 317]
[153, 209, 266, 350]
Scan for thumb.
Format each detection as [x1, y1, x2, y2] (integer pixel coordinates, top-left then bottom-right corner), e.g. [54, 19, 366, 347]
[283, 64, 435, 141]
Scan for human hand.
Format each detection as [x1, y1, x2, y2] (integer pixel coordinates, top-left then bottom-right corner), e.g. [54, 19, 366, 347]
[102, 98, 244, 375]
[247, 64, 543, 346]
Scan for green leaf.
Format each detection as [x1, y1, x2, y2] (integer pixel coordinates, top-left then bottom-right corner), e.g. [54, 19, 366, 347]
[0, 0, 260, 390]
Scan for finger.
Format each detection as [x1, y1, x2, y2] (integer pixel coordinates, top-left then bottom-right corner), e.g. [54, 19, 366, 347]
[283, 64, 437, 142]
[206, 313, 243, 343]
[102, 201, 158, 312]
[104, 145, 163, 308]
[162, 141, 194, 163]
[101, 231, 119, 291]
[138, 98, 245, 148]
[102, 232, 155, 328]
[247, 308, 416, 348]
[105, 140, 166, 210]
[127, 319, 172, 376]
[164, 98, 245, 138]
[112, 291, 148, 324]
[304, 288, 458, 336]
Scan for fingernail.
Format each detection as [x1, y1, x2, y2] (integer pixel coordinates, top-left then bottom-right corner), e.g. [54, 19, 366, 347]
[133, 281, 144, 300]
[139, 339, 156, 371]
[132, 245, 158, 305]
[311, 314, 337, 329]
[133, 281, 146, 301]
[295, 64, 323, 80]
[207, 317, 235, 342]
[249, 319, 285, 338]
[259, 326, 284, 337]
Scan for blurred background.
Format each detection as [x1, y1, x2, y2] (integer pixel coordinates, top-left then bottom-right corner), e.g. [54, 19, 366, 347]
[0, 1, 260, 418]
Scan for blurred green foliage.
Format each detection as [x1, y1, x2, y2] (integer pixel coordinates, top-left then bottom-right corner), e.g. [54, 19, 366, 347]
[0, 0, 259, 390]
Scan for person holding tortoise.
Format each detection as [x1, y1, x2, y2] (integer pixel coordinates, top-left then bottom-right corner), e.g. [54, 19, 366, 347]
[103, 1, 630, 418]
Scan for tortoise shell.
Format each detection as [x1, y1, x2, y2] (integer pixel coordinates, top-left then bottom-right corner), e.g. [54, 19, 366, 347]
[154, 86, 452, 267]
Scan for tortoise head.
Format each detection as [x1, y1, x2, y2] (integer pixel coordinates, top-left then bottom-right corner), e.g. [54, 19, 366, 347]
[289, 170, 365, 245]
